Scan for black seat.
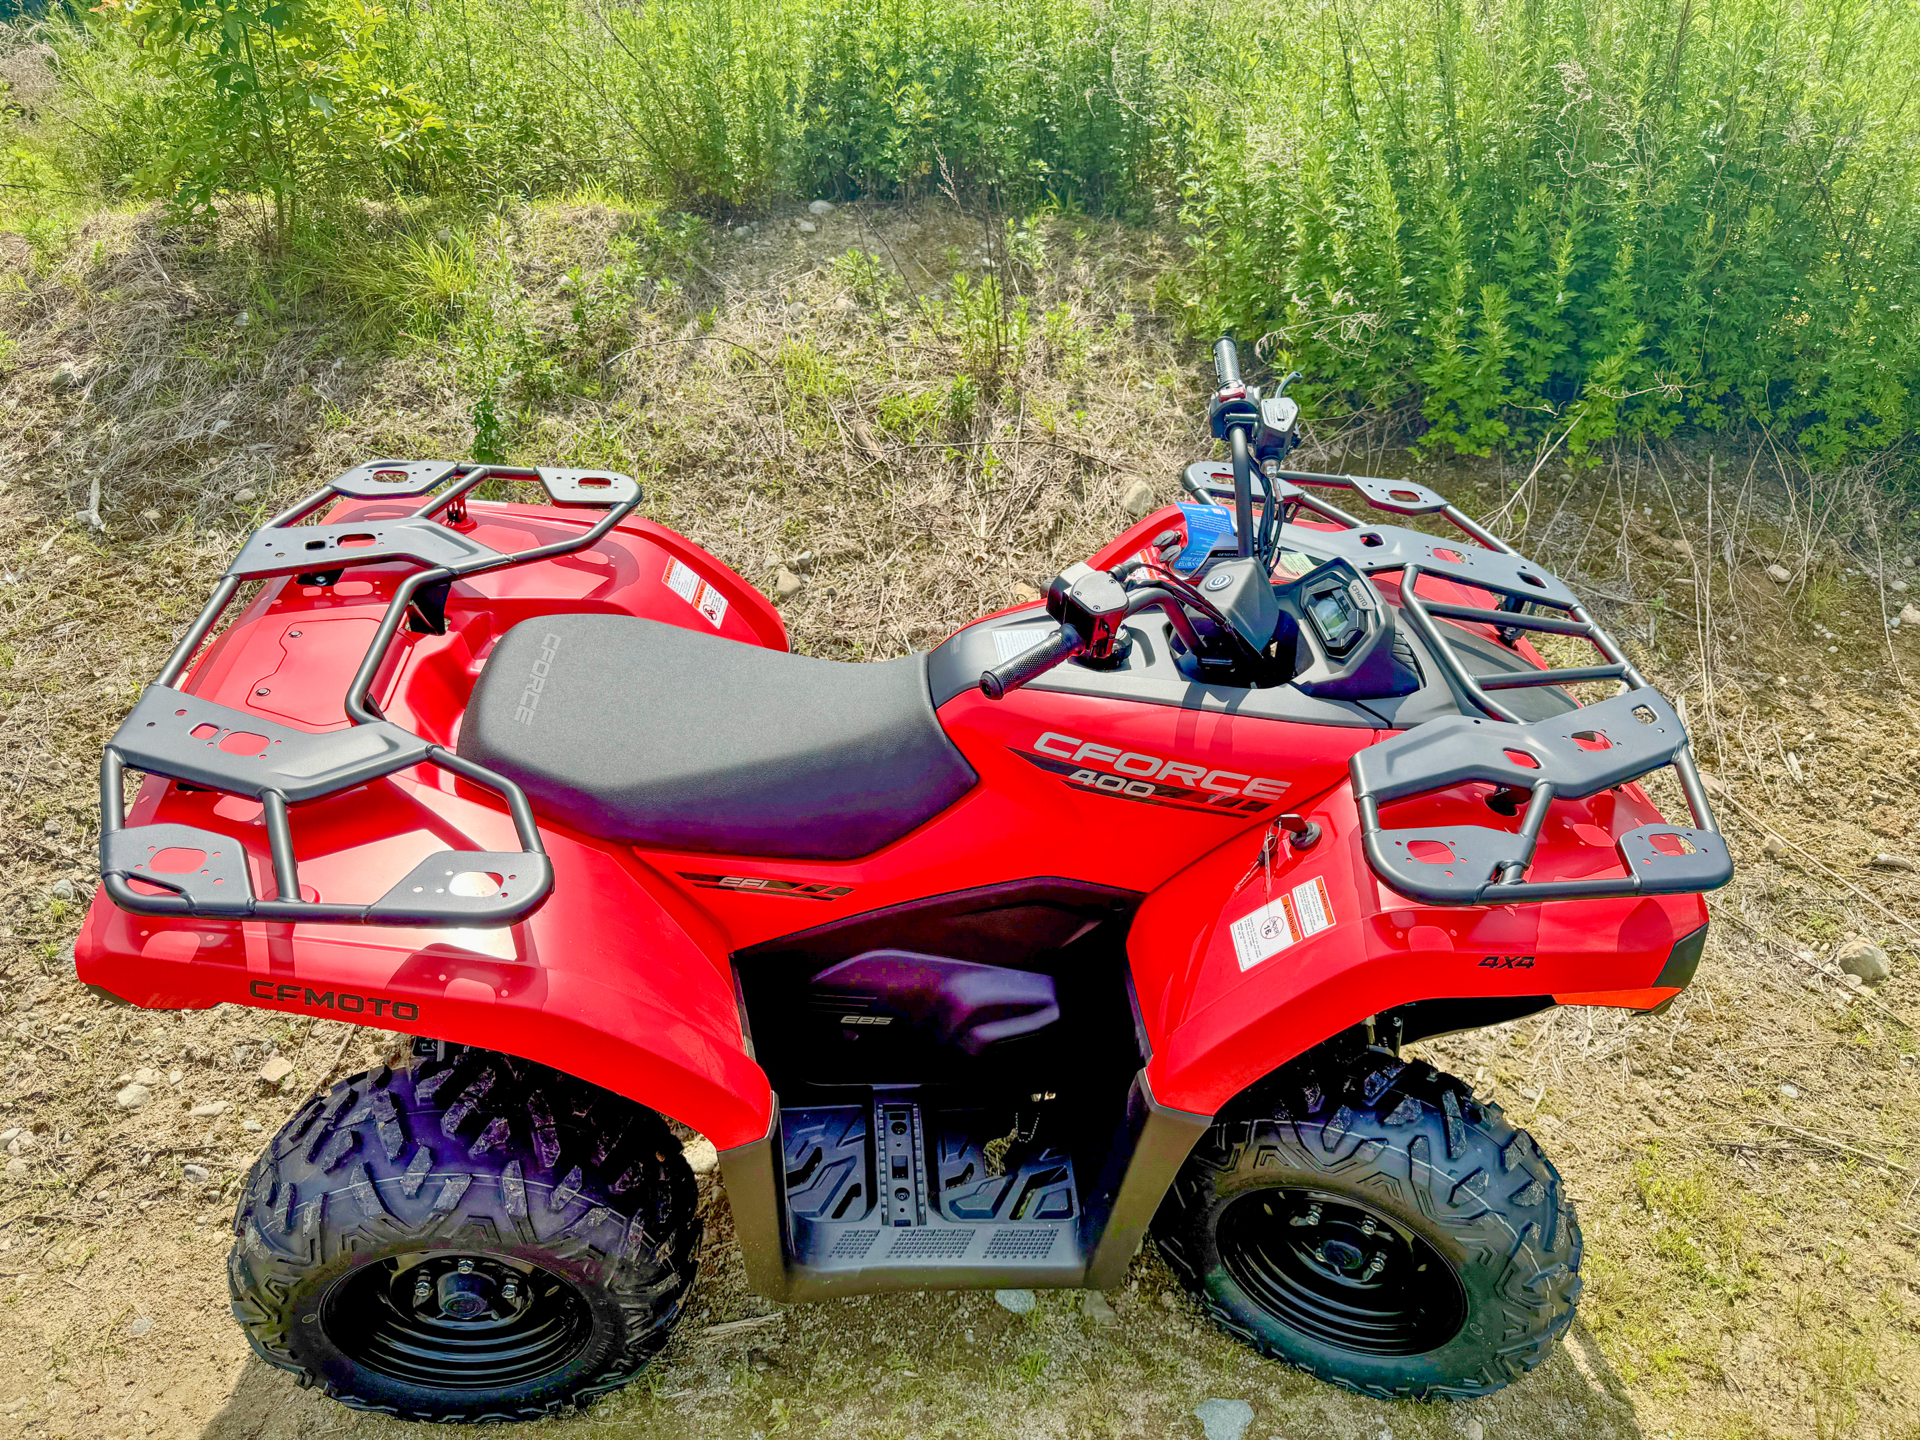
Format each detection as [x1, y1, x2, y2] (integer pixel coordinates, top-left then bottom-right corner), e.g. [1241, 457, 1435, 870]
[458, 615, 978, 859]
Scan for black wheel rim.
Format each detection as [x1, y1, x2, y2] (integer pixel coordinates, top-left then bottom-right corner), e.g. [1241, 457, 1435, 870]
[321, 1252, 595, 1391]
[1218, 1187, 1467, 1356]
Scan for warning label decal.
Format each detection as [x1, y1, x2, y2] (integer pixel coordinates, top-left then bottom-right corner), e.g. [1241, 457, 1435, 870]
[1292, 875, 1335, 938]
[1228, 875, 1336, 972]
[1229, 896, 1299, 972]
[664, 557, 728, 629]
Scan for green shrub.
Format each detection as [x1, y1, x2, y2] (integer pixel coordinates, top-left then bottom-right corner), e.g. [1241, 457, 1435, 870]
[1179, 0, 1919, 461]
[103, 0, 454, 245]
[8, 0, 1911, 461]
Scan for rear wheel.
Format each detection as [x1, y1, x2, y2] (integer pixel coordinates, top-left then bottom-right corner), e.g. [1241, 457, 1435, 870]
[229, 1047, 700, 1422]
[1153, 1050, 1580, 1399]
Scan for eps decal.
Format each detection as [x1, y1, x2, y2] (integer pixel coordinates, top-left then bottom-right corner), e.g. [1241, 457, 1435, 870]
[679, 872, 855, 900]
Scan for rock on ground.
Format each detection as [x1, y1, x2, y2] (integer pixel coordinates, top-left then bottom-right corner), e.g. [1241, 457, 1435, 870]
[1766, 563, 1793, 584]
[1081, 1290, 1118, 1326]
[808, 199, 836, 216]
[994, 1288, 1035, 1314]
[257, 1056, 295, 1085]
[114, 1083, 151, 1110]
[775, 566, 804, 600]
[1193, 1397, 1255, 1440]
[1122, 479, 1157, 519]
[1836, 937, 1891, 985]
[682, 1137, 719, 1175]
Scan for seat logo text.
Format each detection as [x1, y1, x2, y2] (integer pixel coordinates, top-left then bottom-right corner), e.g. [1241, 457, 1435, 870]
[514, 633, 563, 725]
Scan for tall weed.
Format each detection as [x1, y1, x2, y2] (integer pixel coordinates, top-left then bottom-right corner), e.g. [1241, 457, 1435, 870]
[8, 0, 1912, 460]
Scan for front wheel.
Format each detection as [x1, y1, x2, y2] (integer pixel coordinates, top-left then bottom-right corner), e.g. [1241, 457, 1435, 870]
[1153, 1051, 1581, 1399]
[228, 1048, 700, 1422]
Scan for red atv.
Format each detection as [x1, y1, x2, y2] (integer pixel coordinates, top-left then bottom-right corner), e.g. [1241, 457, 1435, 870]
[77, 338, 1728, 1421]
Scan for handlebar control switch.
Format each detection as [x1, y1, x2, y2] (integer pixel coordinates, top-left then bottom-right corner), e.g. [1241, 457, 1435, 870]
[1253, 395, 1300, 466]
[1046, 563, 1131, 662]
[1209, 384, 1261, 443]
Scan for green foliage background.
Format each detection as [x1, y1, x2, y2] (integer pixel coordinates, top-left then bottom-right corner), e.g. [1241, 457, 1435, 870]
[3, 0, 1915, 462]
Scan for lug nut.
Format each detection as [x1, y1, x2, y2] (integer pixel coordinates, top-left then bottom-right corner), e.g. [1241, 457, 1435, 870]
[413, 1279, 432, 1304]
[1360, 1216, 1377, 1237]
[1362, 1253, 1386, 1279]
[457, 1259, 475, 1275]
[501, 1278, 519, 1302]
[1292, 1202, 1322, 1227]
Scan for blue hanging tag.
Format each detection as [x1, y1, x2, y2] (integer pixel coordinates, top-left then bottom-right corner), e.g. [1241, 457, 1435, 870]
[1170, 503, 1237, 572]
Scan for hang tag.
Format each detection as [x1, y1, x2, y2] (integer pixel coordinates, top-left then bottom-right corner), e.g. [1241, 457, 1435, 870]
[1171, 503, 1237, 572]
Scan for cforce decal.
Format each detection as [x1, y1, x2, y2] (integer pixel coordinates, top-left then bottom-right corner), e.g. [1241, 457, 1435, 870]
[679, 872, 854, 900]
[513, 632, 563, 725]
[248, 979, 420, 1020]
[1012, 730, 1288, 818]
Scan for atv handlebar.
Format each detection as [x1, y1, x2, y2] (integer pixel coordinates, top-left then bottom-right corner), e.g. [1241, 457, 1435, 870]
[978, 623, 1082, 699]
[1213, 337, 1243, 389]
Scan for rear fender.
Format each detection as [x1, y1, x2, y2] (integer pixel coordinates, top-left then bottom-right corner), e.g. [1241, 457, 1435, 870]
[1131, 782, 1710, 1115]
[76, 805, 772, 1149]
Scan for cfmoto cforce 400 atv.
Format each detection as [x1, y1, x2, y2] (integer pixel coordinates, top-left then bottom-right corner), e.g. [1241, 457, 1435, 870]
[78, 339, 1729, 1420]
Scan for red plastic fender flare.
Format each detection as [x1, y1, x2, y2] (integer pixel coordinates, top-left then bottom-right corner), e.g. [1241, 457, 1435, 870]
[76, 823, 773, 1150]
[1129, 785, 1710, 1115]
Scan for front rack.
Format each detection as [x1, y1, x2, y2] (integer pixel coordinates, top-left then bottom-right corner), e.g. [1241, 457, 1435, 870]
[99, 460, 642, 927]
[1181, 461, 1731, 905]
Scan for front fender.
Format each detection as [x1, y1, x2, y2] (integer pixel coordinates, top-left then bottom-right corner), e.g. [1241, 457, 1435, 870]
[76, 817, 772, 1149]
[1131, 783, 1710, 1115]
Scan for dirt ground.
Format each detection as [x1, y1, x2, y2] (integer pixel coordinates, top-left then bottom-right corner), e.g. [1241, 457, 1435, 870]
[1, 199, 1916, 1440]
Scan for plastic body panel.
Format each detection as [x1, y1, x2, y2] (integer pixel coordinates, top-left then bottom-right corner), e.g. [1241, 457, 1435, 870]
[1128, 783, 1711, 1116]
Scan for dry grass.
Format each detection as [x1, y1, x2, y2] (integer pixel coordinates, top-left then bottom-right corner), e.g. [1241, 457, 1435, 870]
[0, 198, 1915, 1440]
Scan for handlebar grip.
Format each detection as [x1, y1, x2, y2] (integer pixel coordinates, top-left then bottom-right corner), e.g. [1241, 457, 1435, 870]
[980, 624, 1082, 700]
[1214, 337, 1242, 388]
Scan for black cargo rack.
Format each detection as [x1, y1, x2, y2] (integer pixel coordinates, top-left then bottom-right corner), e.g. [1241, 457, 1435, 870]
[1181, 461, 1730, 905]
[99, 460, 642, 927]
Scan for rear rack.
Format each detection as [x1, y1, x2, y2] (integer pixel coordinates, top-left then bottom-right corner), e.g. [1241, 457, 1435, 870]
[1182, 461, 1730, 905]
[99, 460, 642, 926]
